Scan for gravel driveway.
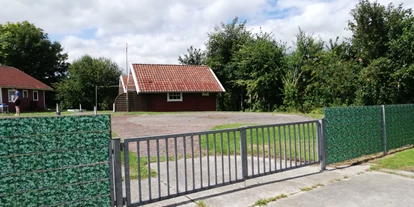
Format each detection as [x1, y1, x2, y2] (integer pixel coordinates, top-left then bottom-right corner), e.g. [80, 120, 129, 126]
[111, 112, 313, 139]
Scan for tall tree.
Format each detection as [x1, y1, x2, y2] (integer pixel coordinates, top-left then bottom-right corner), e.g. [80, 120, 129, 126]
[55, 55, 121, 110]
[0, 21, 68, 87]
[233, 31, 286, 111]
[178, 46, 206, 65]
[205, 17, 252, 111]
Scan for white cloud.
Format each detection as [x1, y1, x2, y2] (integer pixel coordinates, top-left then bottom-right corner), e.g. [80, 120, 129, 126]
[0, 0, 413, 74]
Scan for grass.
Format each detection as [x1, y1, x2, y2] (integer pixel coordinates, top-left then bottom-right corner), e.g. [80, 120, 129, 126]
[372, 148, 414, 172]
[195, 200, 209, 207]
[300, 187, 313, 191]
[251, 194, 288, 207]
[201, 123, 319, 161]
[121, 151, 157, 180]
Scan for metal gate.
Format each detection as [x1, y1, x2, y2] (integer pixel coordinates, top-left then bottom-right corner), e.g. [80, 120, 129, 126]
[110, 120, 326, 207]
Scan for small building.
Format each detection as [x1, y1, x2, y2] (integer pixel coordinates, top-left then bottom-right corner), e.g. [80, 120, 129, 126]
[114, 64, 225, 112]
[0, 66, 53, 112]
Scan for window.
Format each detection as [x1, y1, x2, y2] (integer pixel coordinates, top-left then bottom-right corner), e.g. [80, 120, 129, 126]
[23, 90, 28, 98]
[202, 92, 209, 96]
[167, 93, 182, 102]
[33, 91, 39, 101]
[8, 90, 14, 102]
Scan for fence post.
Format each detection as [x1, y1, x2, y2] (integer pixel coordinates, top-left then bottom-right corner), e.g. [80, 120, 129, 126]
[318, 119, 326, 171]
[112, 138, 123, 207]
[239, 127, 248, 180]
[381, 105, 387, 155]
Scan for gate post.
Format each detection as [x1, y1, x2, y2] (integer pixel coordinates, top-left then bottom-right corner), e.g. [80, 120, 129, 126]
[381, 105, 387, 155]
[318, 119, 327, 171]
[112, 138, 124, 207]
[240, 127, 248, 180]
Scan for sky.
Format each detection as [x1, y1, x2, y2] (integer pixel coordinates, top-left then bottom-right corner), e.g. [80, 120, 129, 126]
[0, 0, 413, 74]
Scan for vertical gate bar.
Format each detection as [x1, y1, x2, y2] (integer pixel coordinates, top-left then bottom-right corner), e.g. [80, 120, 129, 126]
[221, 132, 225, 184]
[199, 134, 203, 188]
[381, 105, 387, 155]
[147, 140, 152, 201]
[112, 138, 123, 207]
[267, 127, 271, 172]
[302, 124, 306, 164]
[312, 122, 316, 162]
[250, 128, 254, 175]
[288, 125, 292, 167]
[165, 138, 170, 196]
[307, 123, 311, 163]
[296, 124, 300, 165]
[156, 139, 161, 198]
[214, 133, 218, 185]
[240, 127, 248, 180]
[137, 142, 142, 203]
[174, 137, 179, 193]
[124, 140, 132, 206]
[273, 126, 277, 171]
[191, 135, 195, 191]
[262, 127, 265, 173]
[184, 136, 188, 193]
[256, 128, 260, 174]
[318, 119, 327, 171]
[295, 124, 302, 166]
[278, 126, 282, 170]
[109, 139, 115, 206]
[227, 131, 231, 182]
[233, 131, 238, 179]
[207, 133, 210, 187]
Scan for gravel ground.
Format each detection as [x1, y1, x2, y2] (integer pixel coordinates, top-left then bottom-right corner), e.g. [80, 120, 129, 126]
[111, 112, 313, 139]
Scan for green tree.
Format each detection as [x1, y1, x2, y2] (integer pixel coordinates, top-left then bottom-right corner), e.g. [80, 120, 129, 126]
[233, 31, 286, 111]
[55, 55, 121, 110]
[0, 21, 68, 107]
[0, 21, 68, 88]
[205, 17, 252, 111]
[178, 46, 206, 65]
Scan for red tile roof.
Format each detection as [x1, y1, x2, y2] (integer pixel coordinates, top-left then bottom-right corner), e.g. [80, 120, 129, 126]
[0, 66, 53, 91]
[131, 64, 225, 93]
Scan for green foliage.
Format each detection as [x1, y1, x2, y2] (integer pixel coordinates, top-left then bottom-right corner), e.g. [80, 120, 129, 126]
[0, 21, 68, 106]
[178, 1, 414, 112]
[55, 55, 121, 110]
[178, 46, 206, 65]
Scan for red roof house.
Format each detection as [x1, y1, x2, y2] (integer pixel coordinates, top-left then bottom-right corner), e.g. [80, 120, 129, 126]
[115, 64, 225, 112]
[0, 65, 53, 112]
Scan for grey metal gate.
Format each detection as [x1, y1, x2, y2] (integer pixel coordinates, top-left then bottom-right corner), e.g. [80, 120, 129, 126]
[110, 120, 326, 207]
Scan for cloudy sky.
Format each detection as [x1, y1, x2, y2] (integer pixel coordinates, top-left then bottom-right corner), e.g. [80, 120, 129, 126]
[0, 0, 413, 74]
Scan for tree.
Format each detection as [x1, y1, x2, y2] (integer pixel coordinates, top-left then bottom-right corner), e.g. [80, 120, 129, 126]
[55, 55, 121, 110]
[205, 17, 252, 111]
[0, 21, 68, 88]
[233, 31, 286, 111]
[178, 46, 206, 65]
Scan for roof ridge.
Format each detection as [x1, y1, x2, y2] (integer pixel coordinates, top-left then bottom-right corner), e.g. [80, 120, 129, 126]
[131, 63, 207, 67]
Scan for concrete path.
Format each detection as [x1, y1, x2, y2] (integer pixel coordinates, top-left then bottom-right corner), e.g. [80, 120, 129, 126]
[127, 163, 414, 207]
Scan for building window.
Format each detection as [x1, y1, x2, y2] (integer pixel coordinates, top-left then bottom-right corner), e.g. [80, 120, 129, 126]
[167, 93, 182, 102]
[33, 91, 39, 101]
[8, 90, 14, 102]
[202, 92, 209, 96]
[23, 90, 28, 98]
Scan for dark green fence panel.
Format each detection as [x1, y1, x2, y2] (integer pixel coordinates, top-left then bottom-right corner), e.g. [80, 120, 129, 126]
[324, 106, 383, 164]
[0, 115, 111, 207]
[385, 104, 414, 150]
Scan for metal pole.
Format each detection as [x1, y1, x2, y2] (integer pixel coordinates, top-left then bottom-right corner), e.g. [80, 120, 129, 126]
[112, 138, 123, 207]
[240, 127, 248, 180]
[125, 42, 129, 112]
[381, 105, 387, 155]
[95, 85, 98, 111]
[318, 119, 326, 171]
